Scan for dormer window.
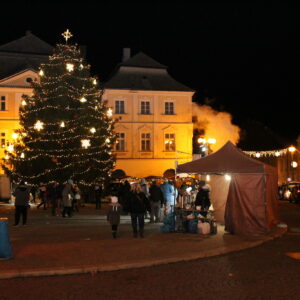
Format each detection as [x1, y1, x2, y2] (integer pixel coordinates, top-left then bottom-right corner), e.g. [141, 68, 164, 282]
[26, 77, 33, 83]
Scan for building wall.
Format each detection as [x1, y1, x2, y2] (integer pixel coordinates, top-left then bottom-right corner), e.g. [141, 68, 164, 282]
[103, 89, 194, 177]
[0, 73, 34, 175]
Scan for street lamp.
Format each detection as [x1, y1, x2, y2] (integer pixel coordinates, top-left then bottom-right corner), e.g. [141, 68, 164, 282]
[197, 137, 216, 157]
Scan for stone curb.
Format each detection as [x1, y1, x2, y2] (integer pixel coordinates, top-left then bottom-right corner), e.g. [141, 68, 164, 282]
[0, 227, 287, 280]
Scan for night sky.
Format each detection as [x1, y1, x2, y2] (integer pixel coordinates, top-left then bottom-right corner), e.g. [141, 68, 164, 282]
[1, 1, 300, 148]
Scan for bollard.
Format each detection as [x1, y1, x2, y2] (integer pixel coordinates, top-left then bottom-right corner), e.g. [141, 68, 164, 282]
[0, 218, 13, 260]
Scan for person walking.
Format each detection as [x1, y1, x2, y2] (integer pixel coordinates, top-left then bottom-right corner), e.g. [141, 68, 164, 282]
[94, 183, 102, 210]
[62, 179, 74, 218]
[37, 183, 47, 210]
[13, 181, 31, 226]
[149, 181, 164, 223]
[128, 183, 150, 238]
[106, 196, 122, 238]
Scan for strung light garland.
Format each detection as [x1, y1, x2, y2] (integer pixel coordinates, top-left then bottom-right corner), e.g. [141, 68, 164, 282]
[244, 147, 289, 157]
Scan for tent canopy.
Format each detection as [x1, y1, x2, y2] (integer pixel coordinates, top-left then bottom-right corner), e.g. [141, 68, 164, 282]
[177, 141, 273, 174]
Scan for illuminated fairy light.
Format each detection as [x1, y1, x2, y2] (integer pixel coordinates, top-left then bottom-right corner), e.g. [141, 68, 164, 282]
[90, 127, 96, 134]
[12, 133, 19, 140]
[79, 64, 84, 70]
[7, 145, 14, 152]
[4, 154, 9, 160]
[20, 153, 25, 159]
[21, 100, 27, 106]
[107, 108, 113, 117]
[81, 139, 91, 149]
[60, 121, 65, 128]
[34, 120, 44, 131]
[93, 79, 97, 85]
[244, 148, 288, 157]
[80, 97, 87, 103]
[105, 138, 110, 144]
[66, 63, 74, 72]
[39, 69, 44, 76]
[255, 153, 261, 158]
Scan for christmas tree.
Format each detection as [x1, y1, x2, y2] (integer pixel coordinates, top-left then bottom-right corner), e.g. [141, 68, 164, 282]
[3, 30, 115, 187]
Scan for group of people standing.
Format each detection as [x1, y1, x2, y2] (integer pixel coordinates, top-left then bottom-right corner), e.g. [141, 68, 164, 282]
[13, 179, 82, 226]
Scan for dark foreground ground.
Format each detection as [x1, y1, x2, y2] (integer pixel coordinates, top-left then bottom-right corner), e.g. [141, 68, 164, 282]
[0, 201, 299, 300]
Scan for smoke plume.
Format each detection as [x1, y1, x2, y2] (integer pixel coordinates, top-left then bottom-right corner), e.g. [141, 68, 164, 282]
[192, 103, 240, 152]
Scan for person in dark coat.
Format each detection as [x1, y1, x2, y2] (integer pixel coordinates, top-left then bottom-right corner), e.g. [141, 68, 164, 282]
[107, 196, 122, 238]
[128, 183, 151, 238]
[13, 181, 31, 226]
[195, 180, 211, 215]
[149, 181, 164, 223]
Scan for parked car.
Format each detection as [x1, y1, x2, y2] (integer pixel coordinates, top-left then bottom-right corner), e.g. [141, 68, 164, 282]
[279, 182, 300, 203]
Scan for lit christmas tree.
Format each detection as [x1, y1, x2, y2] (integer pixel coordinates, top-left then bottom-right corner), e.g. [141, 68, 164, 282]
[3, 30, 115, 186]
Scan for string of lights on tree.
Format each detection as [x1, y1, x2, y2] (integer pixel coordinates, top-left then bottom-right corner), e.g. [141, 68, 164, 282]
[2, 30, 116, 187]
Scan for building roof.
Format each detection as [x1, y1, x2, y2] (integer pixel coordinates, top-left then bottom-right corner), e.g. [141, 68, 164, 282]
[0, 31, 52, 80]
[104, 52, 194, 92]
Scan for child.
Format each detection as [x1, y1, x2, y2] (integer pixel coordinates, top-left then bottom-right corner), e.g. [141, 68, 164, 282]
[107, 196, 122, 238]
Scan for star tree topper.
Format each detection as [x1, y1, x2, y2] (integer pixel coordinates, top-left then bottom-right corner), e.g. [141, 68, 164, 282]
[62, 29, 73, 43]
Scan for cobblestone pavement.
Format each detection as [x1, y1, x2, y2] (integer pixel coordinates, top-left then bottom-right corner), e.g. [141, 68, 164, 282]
[0, 202, 299, 300]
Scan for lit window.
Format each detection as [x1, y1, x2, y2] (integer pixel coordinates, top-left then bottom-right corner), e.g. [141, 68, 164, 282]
[165, 102, 174, 115]
[165, 133, 176, 151]
[116, 133, 125, 151]
[141, 133, 151, 151]
[141, 101, 150, 114]
[115, 100, 125, 114]
[0, 96, 6, 111]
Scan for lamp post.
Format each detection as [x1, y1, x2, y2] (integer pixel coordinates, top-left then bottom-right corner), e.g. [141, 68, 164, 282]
[288, 146, 296, 181]
[197, 138, 216, 157]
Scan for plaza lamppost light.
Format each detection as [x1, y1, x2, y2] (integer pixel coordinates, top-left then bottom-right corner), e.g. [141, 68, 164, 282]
[197, 137, 217, 157]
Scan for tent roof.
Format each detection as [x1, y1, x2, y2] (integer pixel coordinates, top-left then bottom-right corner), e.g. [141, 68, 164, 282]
[177, 141, 275, 174]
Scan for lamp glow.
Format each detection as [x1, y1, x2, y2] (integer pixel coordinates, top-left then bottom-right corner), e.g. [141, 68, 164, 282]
[90, 127, 96, 134]
[225, 174, 231, 181]
[291, 161, 298, 168]
[289, 146, 296, 153]
[80, 97, 87, 103]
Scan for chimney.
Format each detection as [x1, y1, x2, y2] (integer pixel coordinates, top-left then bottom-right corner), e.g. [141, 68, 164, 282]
[122, 48, 131, 62]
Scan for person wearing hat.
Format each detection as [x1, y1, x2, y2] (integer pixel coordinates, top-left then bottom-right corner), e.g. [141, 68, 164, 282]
[62, 179, 74, 218]
[107, 196, 122, 238]
[13, 180, 31, 226]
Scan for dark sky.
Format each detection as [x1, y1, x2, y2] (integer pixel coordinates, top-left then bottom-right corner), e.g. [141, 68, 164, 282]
[1, 1, 300, 147]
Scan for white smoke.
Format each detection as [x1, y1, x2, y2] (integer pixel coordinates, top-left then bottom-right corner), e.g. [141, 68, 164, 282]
[192, 103, 240, 152]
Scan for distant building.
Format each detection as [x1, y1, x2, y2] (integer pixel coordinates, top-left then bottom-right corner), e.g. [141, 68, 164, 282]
[103, 49, 195, 177]
[0, 31, 52, 199]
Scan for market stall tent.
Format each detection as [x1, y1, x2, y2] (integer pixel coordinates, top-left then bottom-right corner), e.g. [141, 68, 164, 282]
[177, 141, 279, 235]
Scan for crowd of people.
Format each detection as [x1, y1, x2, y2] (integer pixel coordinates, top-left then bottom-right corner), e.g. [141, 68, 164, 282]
[12, 177, 212, 239]
[12, 179, 85, 226]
